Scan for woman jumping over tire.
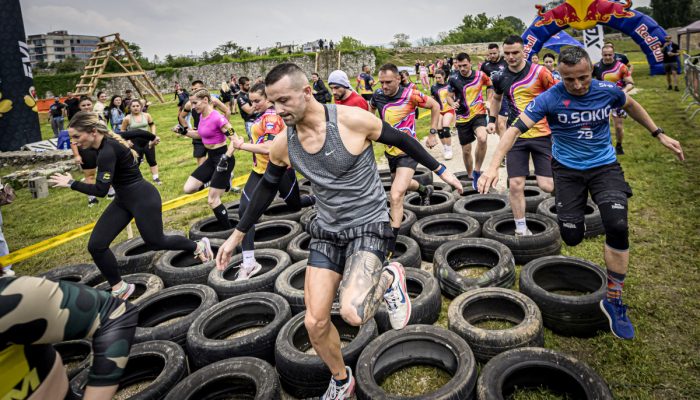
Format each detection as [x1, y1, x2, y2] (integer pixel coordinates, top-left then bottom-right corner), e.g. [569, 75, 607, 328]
[229, 82, 315, 280]
[178, 89, 237, 231]
[49, 111, 214, 300]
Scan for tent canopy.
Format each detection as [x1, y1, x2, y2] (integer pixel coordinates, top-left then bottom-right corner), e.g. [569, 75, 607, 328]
[678, 20, 700, 34]
[543, 31, 584, 54]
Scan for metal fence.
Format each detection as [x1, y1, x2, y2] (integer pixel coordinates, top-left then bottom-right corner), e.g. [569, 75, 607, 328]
[683, 55, 700, 119]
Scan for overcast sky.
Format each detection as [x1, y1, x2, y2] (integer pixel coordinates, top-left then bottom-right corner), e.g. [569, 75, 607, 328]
[21, 0, 651, 59]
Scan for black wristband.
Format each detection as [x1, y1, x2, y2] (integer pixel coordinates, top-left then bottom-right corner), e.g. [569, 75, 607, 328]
[429, 128, 438, 135]
[651, 127, 664, 137]
[488, 116, 496, 124]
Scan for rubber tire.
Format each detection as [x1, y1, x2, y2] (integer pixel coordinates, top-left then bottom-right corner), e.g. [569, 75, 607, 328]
[374, 269, 441, 333]
[413, 166, 434, 186]
[536, 197, 605, 238]
[286, 232, 311, 263]
[523, 186, 551, 214]
[133, 284, 218, 346]
[274, 310, 378, 398]
[384, 198, 417, 236]
[274, 259, 308, 314]
[207, 248, 292, 299]
[431, 181, 451, 192]
[297, 178, 313, 193]
[356, 325, 477, 400]
[389, 235, 421, 270]
[410, 213, 481, 261]
[455, 171, 473, 188]
[378, 168, 393, 182]
[253, 220, 303, 251]
[93, 273, 164, 305]
[447, 288, 544, 363]
[110, 230, 184, 274]
[259, 200, 308, 222]
[154, 238, 225, 287]
[403, 190, 456, 220]
[188, 215, 241, 241]
[300, 209, 317, 233]
[223, 199, 241, 214]
[433, 238, 516, 299]
[519, 256, 608, 337]
[452, 187, 497, 200]
[482, 213, 562, 265]
[54, 340, 91, 380]
[163, 357, 280, 400]
[477, 347, 613, 399]
[39, 264, 102, 286]
[452, 194, 512, 225]
[68, 340, 188, 400]
[186, 292, 292, 368]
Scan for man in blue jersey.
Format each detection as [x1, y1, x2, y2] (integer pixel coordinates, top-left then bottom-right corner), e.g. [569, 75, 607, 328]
[478, 47, 684, 340]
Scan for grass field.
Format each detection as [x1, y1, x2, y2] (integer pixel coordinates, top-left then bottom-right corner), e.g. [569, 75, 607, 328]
[4, 41, 700, 399]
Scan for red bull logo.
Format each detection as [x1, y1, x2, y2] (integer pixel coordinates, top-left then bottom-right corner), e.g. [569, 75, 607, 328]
[534, 0, 636, 30]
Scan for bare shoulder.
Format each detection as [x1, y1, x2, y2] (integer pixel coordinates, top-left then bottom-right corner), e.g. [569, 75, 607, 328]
[269, 128, 291, 166]
[336, 104, 381, 137]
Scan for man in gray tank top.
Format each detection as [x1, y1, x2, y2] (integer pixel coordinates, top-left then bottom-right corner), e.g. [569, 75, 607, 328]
[216, 63, 463, 400]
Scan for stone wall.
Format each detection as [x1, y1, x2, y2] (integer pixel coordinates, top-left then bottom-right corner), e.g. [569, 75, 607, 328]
[99, 50, 374, 95]
[393, 43, 492, 56]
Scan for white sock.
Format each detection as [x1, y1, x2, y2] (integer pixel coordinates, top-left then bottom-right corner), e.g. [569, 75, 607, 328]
[515, 218, 527, 234]
[242, 250, 255, 268]
[152, 174, 159, 180]
[88, 195, 96, 201]
[107, 187, 115, 196]
[444, 144, 450, 152]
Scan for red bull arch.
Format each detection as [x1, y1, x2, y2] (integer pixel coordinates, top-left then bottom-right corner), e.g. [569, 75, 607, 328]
[523, 0, 669, 75]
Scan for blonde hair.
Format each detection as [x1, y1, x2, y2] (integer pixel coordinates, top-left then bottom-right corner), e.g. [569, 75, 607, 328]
[68, 111, 139, 159]
[220, 81, 229, 92]
[192, 88, 211, 101]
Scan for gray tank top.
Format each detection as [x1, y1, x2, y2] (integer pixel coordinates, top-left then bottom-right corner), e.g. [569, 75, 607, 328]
[287, 104, 388, 232]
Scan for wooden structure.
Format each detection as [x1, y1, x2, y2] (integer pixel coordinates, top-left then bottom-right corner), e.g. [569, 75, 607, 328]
[73, 33, 164, 102]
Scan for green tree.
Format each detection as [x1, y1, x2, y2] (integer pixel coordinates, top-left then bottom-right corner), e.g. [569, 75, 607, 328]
[268, 48, 282, 56]
[53, 56, 83, 73]
[651, 0, 693, 28]
[337, 36, 366, 51]
[416, 37, 436, 46]
[391, 33, 411, 48]
[634, 5, 653, 16]
[503, 16, 527, 34]
[439, 13, 520, 44]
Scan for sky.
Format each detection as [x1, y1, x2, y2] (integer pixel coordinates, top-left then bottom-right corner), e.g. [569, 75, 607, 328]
[21, 0, 651, 59]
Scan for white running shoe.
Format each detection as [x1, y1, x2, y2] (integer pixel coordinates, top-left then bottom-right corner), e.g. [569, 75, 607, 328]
[444, 147, 453, 160]
[515, 229, 533, 237]
[235, 262, 262, 281]
[383, 262, 412, 330]
[321, 366, 355, 400]
[194, 237, 214, 263]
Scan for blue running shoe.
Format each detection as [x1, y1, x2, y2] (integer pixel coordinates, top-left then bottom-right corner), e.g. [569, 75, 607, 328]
[472, 170, 482, 191]
[600, 298, 635, 340]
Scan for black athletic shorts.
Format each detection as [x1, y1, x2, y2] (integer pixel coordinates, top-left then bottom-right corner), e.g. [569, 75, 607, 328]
[192, 138, 207, 158]
[79, 148, 98, 170]
[456, 115, 487, 146]
[506, 136, 553, 178]
[499, 97, 509, 117]
[386, 153, 418, 172]
[191, 146, 234, 189]
[552, 158, 633, 223]
[664, 62, 677, 74]
[307, 221, 392, 274]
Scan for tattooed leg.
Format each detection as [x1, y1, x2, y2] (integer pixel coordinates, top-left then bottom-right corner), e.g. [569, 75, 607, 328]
[338, 250, 393, 326]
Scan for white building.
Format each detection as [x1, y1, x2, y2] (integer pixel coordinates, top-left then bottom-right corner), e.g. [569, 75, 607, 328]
[27, 30, 100, 65]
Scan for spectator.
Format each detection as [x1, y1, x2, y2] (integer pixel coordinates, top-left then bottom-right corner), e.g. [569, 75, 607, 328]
[663, 35, 681, 91]
[121, 89, 135, 113]
[329, 40, 334, 50]
[0, 180, 14, 276]
[64, 92, 81, 121]
[311, 72, 331, 103]
[48, 96, 66, 137]
[107, 95, 125, 133]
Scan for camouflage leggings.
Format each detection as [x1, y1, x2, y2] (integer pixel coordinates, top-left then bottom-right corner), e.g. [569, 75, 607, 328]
[0, 276, 138, 390]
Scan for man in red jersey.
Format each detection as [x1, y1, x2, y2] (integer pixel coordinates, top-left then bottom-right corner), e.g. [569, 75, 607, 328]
[328, 70, 369, 110]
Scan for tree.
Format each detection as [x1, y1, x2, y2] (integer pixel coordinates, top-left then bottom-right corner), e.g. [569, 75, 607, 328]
[391, 33, 411, 48]
[651, 0, 693, 28]
[268, 48, 282, 56]
[416, 37, 436, 47]
[634, 6, 653, 16]
[53, 56, 83, 73]
[503, 16, 527, 34]
[439, 13, 521, 44]
[337, 36, 365, 51]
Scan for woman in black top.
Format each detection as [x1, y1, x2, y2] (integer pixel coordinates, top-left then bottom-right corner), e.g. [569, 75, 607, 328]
[49, 111, 214, 299]
[311, 72, 331, 103]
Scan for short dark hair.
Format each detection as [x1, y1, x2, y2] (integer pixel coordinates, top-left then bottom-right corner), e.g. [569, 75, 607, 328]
[191, 80, 204, 86]
[379, 63, 399, 75]
[125, 89, 133, 93]
[435, 69, 446, 77]
[79, 95, 92, 103]
[311, 72, 319, 78]
[488, 43, 499, 50]
[264, 63, 305, 86]
[96, 91, 104, 97]
[558, 46, 592, 68]
[455, 52, 471, 62]
[238, 76, 250, 86]
[542, 53, 556, 61]
[250, 82, 266, 95]
[503, 35, 524, 46]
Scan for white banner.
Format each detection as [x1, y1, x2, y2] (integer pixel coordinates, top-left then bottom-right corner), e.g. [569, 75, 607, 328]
[584, 25, 605, 64]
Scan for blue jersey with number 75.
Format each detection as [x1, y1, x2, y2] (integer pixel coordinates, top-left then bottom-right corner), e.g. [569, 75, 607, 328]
[522, 80, 626, 170]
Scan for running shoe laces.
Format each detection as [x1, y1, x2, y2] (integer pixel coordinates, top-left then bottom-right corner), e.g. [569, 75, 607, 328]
[235, 262, 262, 281]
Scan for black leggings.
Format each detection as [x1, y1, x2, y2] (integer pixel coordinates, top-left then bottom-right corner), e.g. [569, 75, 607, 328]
[88, 180, 197, 286]
[239, 169, 312, 251]
[135, 144, 157, 167]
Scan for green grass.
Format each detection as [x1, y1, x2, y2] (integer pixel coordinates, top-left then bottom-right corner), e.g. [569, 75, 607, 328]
[4, 41, 700, 399]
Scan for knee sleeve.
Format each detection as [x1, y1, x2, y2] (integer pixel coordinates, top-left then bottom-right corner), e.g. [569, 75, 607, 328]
[558, 218, 585, 247]
[596, 191, 629, 251]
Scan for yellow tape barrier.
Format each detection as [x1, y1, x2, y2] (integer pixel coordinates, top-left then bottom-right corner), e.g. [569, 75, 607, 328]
[0, 174, 250, 267]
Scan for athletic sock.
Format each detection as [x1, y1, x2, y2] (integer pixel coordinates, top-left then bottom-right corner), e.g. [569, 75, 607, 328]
[213, 204, 231, 229]
[242, 250, 255, 268]
[152, 174, 159, 180]
[417, 184, 427, 194]
[333, 375, 349, 386]
[606, 270, 626, 301]
[386, 227, 400, 259]
[515, 218, 528, 234]
[107, 187, 115, 196]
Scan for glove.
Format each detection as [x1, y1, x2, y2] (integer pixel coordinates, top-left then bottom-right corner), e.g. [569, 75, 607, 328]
[216, 154, 230, 173]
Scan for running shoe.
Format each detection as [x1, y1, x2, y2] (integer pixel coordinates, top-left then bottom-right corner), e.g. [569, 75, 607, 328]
[515, 229, 533, 237]
[615, 143, 625, 155]
[472, 170, 481, 191]
[153, 177, 163, 185]
[111, 282, 135, 301]
[2, 268, 15, 277]
[88, 197, 99, 207]
[419, 185, 433, 207]
[321, 366, 355, 400]
[383, 262, 411, 330]
[600, 298, 635, 340]
[235, 262, 262, 281]
[194, 237, 214, 263]
[444, 147, 453, 160]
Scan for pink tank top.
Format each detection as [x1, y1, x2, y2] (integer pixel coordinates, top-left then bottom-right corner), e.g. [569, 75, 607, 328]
[197, 109, 228, 145]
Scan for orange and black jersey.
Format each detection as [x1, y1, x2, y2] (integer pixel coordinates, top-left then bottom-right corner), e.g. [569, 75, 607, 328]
[593, 61, 630, 89]
[447, 70, 491, 123]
